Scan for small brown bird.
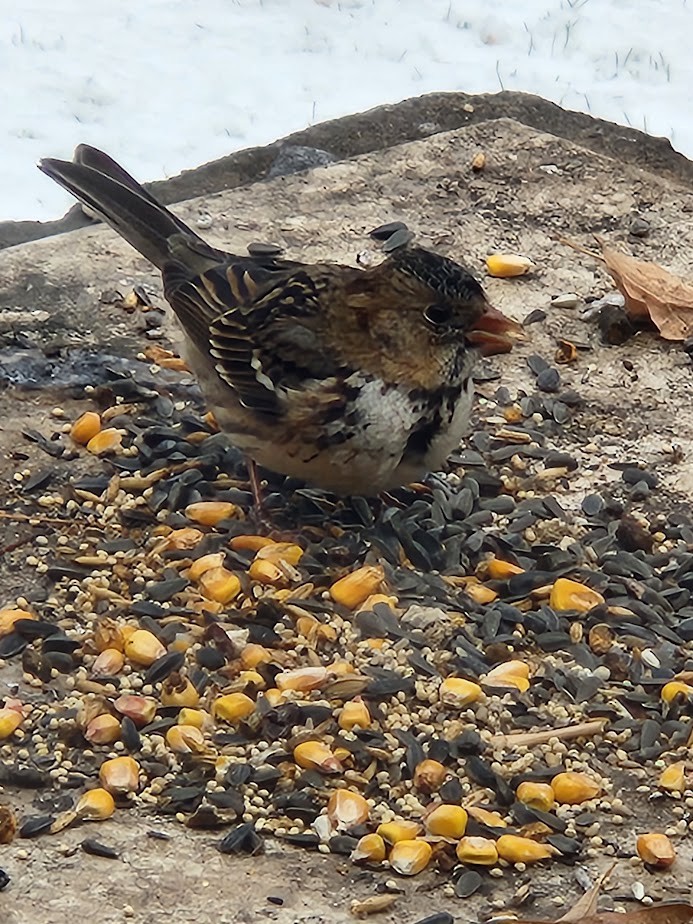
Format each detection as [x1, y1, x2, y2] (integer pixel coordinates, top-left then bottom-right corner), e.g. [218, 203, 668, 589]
[39, 145, 518, 495]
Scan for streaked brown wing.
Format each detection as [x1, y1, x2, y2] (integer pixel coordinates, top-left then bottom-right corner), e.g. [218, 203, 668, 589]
[209, 270, 349, 415]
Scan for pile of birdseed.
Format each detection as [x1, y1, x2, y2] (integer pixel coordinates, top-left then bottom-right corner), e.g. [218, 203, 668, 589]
[1, 354, 693, 907]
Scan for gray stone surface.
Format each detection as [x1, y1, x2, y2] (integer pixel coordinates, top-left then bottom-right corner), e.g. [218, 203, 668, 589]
[4, 89, 693, 250]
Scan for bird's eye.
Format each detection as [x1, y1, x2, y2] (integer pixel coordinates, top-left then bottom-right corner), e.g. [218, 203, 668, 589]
[423, 303, 453, 327]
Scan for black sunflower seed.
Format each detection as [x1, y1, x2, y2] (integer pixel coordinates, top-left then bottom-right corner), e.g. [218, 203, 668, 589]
[145, 577, 188, 601]
[121, 717, 141, 753]
[328, 835, 359, 855]
[414, 915, 454, 924]
[82, 838, 119, 859]
[547, 834, 581, 857]
[14, 619, 59, 640]
[0, 763, 48, 788]
[455, 870, 483, 898]
[536, 367, 561, 392]
[0, 633, 27, 658]
[144, 651, 185, 686]
[218, 823, 264, 855]
[19, 815, 54, 838]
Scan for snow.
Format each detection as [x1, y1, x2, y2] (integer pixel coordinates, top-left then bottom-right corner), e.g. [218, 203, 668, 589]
[2, 0, 692, 221]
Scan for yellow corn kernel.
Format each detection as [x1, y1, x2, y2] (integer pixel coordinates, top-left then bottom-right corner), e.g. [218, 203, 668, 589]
[413, 759, 446, 794]
[330, 565, 385, 609]
[549, 578, 605, 612]
[75, 787, 116, 821]
[388, 839, 432, 876]
[333, 747, 351, 765]
[113, 694, 157, 727]
[551, 771, 601, 805]
[486, 253, 534, 278]
[166, 724, 206, 754]
[123, 629, 166, 667]
[184, 501, 238, 526]
[516, 781, 556, 812]
[351, 833, 386, 863]
[213, 693, 255, 723]
[327, 790, 369, 829]
[240, 644, 272, 669]
[85, 714, 121, 745]
[659, 762, 686, 793]
[0, 707, 23, 739]
[92, 619, 127, 653]
[229, 535, 274, 552]
[86, 428, 123, 455]
[338, 697, 371, 731]
[424, 804, 467, 839]
[316, 623, 337, 643]
[98, 756, 140, 794]
[485, 557, 525, 579]
[169, 632, 195, 654]
[70, 411, 102, 444]
[636, 832, 676, 869]
[0, 608, 36, 638]
[466, 807, 507, 828]
[356, 593, 398, 613]
[376, 820, 421, 845]
[329, 660, 355, 676]
[293, 741, 342, 774]
[91, 647, 125, 677]
[178, 708, 208, 729]
[160, 676, 200, 708]
[276, 666, 328, 692]
[482, 660, 530, 693]
[465, 583, 498, 604]
[187, 552, 225, 582]
[248, 558, 288, 586]
[661, 681, 693, 704]
[161, 527, 205, 550]
[456, 836, 499, 865]
[198, 567, 241, 604]
[255, 542, 304, 566]
[496, 834, 555, 863]
[296, 614, 318, 638]
[439, 677, 483, 708]
[263, 688, 284, 707]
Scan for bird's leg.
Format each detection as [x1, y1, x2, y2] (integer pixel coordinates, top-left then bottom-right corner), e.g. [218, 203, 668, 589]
[246, 457, 265, 517]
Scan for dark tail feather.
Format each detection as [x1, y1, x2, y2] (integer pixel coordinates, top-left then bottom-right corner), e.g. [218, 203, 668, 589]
[39, 146, 215, 272]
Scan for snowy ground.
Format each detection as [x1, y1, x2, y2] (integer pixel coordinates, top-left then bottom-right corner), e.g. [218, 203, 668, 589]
[2, 0, 691, 221]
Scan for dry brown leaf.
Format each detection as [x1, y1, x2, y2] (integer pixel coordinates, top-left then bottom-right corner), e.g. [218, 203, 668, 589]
[601, 246, 693, 340]
[558, 235, 693, 341]
[519, 903, 693, 924]
[515, 862, 693, 924]
[557, 862, 614, 922]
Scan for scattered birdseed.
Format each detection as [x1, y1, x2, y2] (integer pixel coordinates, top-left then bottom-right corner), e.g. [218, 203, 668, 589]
[1, 351, 693, 906]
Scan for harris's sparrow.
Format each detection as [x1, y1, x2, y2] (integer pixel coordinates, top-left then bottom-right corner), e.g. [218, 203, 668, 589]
[39, 145, 519, 495]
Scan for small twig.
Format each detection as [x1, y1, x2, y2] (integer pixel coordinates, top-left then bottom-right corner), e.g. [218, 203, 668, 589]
[491, 718, 607, 749]
[554, 234, 604, 261]
[0, 510, 75, 526]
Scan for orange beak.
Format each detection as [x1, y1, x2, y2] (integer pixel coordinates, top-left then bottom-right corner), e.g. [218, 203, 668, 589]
[467, 303, 524, 355]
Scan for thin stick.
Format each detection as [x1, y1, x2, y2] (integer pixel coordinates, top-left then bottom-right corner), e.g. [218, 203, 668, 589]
[0, 510, 75, 526]
[554, 235, 604, 261]
[491, 718, 607, 749]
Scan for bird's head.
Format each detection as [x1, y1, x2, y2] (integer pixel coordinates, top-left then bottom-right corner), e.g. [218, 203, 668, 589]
[388, 247, 522, 355]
